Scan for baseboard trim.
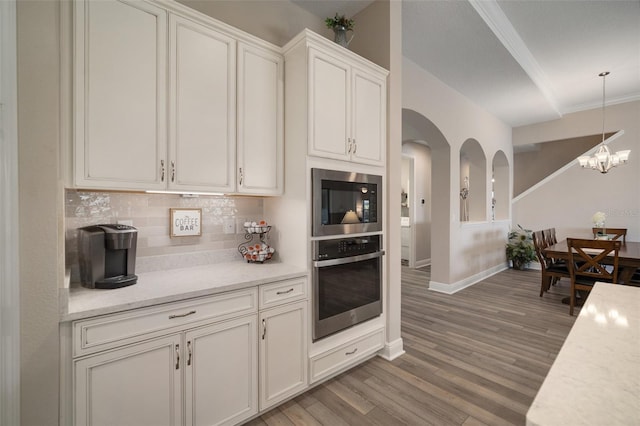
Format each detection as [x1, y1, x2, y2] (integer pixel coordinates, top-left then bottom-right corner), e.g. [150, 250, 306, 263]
[429, 263, 508, 294]
[415, 258, 431, 269]
[378, 337, 405, 361]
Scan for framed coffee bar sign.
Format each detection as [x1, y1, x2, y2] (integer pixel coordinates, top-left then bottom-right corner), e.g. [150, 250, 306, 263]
[170, 208, 202, 237]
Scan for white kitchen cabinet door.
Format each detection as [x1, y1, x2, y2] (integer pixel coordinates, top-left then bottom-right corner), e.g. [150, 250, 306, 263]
[308, 48, 351, 161]
[185, 315, 258, 426]
[351, 68, 386, 166]
[74, 0, 167, 190]
[169, 14, 236, 193]
[236, 42, 284, 195]
[74, 334, 182, 426]
[259, 301, 308, 410]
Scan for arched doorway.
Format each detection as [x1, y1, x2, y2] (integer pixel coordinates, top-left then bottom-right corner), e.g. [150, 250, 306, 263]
[402, 108, 451, 285]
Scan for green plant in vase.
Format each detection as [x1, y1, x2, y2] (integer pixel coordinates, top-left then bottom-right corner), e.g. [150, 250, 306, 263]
[325, 13, 355, 47]
[506, 225, 536, 270]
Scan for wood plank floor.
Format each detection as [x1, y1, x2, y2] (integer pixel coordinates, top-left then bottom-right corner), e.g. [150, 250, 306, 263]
[245, 266, 577, 426]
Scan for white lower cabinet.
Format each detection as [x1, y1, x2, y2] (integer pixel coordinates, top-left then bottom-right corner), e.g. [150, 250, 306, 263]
[185, 316, 258, 426]
[259, 300, 308, 410]
[73, 315, 258, 426]
[67, 278, 309, 426]
[74, 334, 183, 426]
[309, 327, 385, 384]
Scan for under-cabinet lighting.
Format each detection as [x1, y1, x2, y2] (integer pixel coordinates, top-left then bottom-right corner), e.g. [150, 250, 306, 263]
[145, 190, 226, 196]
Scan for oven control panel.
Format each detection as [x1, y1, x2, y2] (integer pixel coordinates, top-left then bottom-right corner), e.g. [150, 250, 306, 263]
[314, 235, 381, 260]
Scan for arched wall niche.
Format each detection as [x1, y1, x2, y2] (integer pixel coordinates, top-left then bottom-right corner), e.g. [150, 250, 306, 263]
[401, 108, 451, 282]
[491, 150, 509, 221]
[459, 138, 487, 222]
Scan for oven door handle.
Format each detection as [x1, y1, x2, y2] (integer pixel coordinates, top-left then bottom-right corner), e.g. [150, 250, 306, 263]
[313, 250, 385, 267]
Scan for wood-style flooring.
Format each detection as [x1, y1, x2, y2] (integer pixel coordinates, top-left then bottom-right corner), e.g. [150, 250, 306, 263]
[245, 266, 577, 426]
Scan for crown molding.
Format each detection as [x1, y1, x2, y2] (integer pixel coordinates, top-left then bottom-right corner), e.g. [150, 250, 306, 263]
[469, 0, 561, 119]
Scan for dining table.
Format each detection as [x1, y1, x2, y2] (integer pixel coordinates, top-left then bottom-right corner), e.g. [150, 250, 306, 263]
[544, 239, 640, 284]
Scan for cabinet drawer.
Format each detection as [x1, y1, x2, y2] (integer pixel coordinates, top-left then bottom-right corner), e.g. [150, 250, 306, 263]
[259, 277, 307, 309]
[73, 288, 257, 357]
[309, 328, 384, 384]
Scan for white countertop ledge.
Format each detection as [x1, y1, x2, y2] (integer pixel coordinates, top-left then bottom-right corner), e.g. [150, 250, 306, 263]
[61, 261, 308, 322]
[526, 282, 640, 426]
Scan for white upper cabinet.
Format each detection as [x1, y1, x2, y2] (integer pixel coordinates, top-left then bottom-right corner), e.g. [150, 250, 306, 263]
[72, 0, 282, 195]
[236, 42, 284, 195]
[296, 33, 387, 167]
[73, 0, 167, 190]
[309, 48, 350, 160]
[169, 14, 236, 193]
[351, 68, 386, 165]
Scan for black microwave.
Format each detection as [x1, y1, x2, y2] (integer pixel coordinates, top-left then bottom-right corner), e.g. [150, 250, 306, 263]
[312, 168, 382, 236]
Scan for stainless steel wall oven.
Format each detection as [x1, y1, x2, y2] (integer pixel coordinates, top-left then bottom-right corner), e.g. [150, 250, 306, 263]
[312, 168, 382, 237]
[312, 235, 384, 341]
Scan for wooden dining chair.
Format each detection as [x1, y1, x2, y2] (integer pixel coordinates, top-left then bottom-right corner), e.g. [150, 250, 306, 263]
[591, 227, 627, 244]
[543, 228, 558, 246]
[566, 238, 621, 315]
[533, 230, 570, 297]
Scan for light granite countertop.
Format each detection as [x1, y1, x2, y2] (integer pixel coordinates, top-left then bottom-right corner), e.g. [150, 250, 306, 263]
[526, 283, 640, 426]
[60, 261, 308, 322]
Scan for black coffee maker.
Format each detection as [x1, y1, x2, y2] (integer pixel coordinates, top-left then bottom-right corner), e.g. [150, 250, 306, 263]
[78, 224, 138, 289]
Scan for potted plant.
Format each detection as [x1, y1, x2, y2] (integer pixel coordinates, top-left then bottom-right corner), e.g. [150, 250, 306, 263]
[506, 225, 536, 270]
[325, 13, 355, 48]
[325, 13, 355, 31]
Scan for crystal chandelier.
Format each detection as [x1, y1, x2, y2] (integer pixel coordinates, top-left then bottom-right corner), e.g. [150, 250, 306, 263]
[577, 72, 630, 173]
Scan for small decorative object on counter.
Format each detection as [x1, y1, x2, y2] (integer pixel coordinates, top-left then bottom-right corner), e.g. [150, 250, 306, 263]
[238, 220, 275, 263]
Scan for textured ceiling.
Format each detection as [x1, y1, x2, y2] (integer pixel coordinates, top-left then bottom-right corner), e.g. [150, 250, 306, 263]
[295, 0, 640, 127]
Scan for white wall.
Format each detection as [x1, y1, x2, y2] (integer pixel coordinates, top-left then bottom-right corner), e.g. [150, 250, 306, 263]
[1, 1, 20, 424]
[17, 0, 63, 423]
[513, 101, 640, 242]
[403, 57, 513, 290]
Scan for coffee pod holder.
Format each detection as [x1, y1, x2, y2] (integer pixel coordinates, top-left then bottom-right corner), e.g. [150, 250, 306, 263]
[238, 224, 275, 263]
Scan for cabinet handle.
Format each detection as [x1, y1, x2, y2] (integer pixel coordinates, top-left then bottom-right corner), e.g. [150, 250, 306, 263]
[345, 348, 358, 356]
[168, 310, 196, 319]
[276, 288, 294, 295]
[347, 138, 352, 154]
[239, 167, 243, 186]
[171, 161, 175, 182]
[262, 319, 266, 340]
[175, 344, 180, 370]
[160, 160, 165, 182]
[352, 139, 357, 154]
[187, 341, 192, 366]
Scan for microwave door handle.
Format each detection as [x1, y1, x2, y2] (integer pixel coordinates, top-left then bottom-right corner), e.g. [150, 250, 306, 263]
[313, 250, 385, 268]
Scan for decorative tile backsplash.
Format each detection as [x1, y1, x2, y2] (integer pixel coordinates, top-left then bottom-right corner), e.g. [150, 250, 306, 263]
[65, 189, 265, 279]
